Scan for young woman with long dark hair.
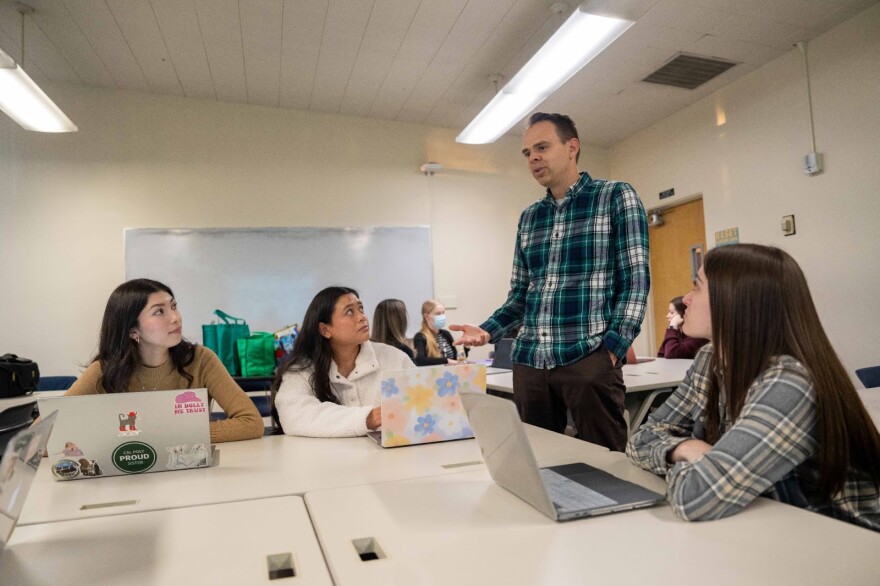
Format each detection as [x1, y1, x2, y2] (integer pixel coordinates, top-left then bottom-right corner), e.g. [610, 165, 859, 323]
[656, 295, 708, 359]
[628, 244, 880, 530]
[64, 279, 263, 443]
[271, 286, 414, 437]
[371, 299, 414, 359]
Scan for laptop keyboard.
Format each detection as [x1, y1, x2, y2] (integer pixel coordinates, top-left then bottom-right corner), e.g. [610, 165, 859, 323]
[539, 468, 617, 514]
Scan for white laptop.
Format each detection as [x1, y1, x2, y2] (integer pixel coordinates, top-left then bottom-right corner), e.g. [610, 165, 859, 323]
[1, 411, 57, 545]
[368, 364, 486, 448]
[38, 389, 212, 481]
[460, 392, 664, 521]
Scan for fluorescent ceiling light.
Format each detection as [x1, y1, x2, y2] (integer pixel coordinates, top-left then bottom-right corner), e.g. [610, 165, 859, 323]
[457, 8, 632, 144]
[0, 48, 78, 133]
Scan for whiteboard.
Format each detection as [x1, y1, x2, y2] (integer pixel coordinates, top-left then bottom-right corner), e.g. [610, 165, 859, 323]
[125, 227, 434, 343]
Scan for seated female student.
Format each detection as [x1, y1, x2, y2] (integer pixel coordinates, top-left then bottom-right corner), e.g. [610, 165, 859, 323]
[371, 299, 414, 359]
[272, 286, 414, 437]
[657, 295, 709, 359]
[413, 299, 461, 366]
[64, 279, 263, 443]
[627, 244, 880, 531]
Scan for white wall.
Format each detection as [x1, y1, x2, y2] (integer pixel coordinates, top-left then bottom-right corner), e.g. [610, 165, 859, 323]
[610, 5, 880, 381]
[0, 83, 610, 374]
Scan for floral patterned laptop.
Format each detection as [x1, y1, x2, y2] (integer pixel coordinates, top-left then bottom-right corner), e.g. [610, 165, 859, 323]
[374, 364, 486, 448]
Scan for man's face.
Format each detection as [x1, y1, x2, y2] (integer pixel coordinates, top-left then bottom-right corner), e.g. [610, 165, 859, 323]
[521, 120, 579, 190]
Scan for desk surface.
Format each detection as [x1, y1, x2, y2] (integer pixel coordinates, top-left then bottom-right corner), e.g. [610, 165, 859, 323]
[305, 456, 880, 586]
[3, 496, 332, 585]
[19, 423, 605, 526]
[486, 357, 693, 394]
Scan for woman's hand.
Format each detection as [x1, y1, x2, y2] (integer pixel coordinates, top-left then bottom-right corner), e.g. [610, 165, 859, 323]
[669, 313, 684, 330]
[366, 406, 382, 430]
[668, 439, 712, 464]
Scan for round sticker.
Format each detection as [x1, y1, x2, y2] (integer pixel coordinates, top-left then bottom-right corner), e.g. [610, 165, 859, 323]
[112, 441, 157, 474]
[52, 458, 81, 480]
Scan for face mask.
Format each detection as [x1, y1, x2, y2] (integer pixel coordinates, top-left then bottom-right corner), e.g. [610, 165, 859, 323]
[433, 315, 447, 329]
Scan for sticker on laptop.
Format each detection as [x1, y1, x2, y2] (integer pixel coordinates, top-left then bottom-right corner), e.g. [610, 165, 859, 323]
[118, 410, 141, 436]
[112, 441, 157, 474]
[51, 441, 105, 480]
[166, 443, 209, 469]
[173, 391, 207, 415]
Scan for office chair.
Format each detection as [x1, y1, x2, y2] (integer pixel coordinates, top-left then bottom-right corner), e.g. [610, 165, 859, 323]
[855, 366, 880, 389]
[37, 376, 77, 391]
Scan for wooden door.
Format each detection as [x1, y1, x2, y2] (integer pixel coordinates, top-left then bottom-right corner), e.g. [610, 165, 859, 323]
[648, 198, 706, 351]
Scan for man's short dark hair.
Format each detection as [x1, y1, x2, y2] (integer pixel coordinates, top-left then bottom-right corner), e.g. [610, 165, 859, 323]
[527, 112, 580, 162]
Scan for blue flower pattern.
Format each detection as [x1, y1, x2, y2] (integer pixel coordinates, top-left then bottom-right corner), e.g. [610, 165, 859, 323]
[414, 413, 437, 435]
[381, 379, 400, 399]
[436, 372, 460, 397]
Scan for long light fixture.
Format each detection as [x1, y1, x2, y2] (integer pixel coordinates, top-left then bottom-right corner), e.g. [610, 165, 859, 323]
[456, 5, 632, 144]
[0, 4, 77, 133]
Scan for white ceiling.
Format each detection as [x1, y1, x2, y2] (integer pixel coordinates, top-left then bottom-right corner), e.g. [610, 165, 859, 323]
[0, 0, 876, 147]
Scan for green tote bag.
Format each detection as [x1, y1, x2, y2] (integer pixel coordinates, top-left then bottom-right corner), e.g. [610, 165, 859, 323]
[236, 333, 276, 377]
[202, 310, 250, 376]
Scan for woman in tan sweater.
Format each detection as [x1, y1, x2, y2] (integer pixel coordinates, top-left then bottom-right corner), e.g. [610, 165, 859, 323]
[64, 279, 263, 443]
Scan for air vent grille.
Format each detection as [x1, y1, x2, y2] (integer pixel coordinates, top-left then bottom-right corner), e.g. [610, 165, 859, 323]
[642, 53, 737, 90]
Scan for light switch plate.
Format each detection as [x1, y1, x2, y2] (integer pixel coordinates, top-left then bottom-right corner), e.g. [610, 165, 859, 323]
[782, 215, 796, 236]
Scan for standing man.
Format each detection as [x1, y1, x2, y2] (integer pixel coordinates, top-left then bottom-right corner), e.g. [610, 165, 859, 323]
[452, 112, 649, 451]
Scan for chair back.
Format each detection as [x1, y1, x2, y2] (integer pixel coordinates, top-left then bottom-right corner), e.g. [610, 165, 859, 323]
[36, 376, 77, 391]
[855, 366, 880, 389]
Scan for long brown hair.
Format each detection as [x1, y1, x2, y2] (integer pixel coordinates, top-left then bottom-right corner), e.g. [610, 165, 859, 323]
[418, 299, 441, 357]
[702, 244, 880, 499]
[95, 279, 195, 393]
[372, 299, 411, 350]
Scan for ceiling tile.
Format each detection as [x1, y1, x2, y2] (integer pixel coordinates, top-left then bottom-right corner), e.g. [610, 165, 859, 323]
[194, 0, 247, 103]
[106, 0, 184, 95]
[279, 0, 327, 110]
[240, 0, 283, 108]
[60, 0, 150, 91]
[151, 0, 216, 100]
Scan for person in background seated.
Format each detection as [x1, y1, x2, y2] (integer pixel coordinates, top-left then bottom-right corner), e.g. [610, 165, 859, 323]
[371, 299, 414, 359]
[627, 244, 880, 531]
[657, 296, 708, 359]
[413, 299, 462, 366]
[272, 286, 414, 437]
[64, 279, 263, 443]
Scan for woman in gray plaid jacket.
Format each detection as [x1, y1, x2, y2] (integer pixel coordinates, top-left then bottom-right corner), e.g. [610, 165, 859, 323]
[627, 243, 880, 531]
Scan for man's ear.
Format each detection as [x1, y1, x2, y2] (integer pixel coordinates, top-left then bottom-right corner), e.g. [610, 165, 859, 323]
[568, 137, 580, 161]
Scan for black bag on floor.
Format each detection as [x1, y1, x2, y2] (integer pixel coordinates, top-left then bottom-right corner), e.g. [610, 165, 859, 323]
[0, 354, 40, 398]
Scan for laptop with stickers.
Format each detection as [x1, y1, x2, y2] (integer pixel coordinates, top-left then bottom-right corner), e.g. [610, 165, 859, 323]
[368, 364, 486, 448]
[460, 392, 664, 521]
[1, 411, 57, 545]
[38, 389, 212, 481]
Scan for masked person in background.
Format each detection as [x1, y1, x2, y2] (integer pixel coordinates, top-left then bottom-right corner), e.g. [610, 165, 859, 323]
[413, 300, 461, 366]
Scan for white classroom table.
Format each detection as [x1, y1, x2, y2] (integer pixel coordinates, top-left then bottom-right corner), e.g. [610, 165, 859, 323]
[19, 423, 606, 526]
[305, 453, 880, 586]
[486, 357, 694, 432]
[2, 496, 331, 585]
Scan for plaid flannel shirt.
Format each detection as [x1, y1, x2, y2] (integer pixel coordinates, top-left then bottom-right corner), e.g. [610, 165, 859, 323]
[480, 171, 649, 367]
[627, 345, 880, 532]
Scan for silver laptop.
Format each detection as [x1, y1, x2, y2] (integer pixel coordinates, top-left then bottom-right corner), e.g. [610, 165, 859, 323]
[460, 392, 664, 521]
[1, 412, 57, 545]
[368, 364, 486, 448]
[38, 389, 212, 481]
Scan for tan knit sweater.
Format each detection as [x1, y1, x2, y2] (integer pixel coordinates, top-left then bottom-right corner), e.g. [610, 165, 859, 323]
[65, 345, 264, 443]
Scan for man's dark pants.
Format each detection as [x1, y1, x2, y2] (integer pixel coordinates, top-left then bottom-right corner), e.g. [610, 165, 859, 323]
[512, 348, 628, 452]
